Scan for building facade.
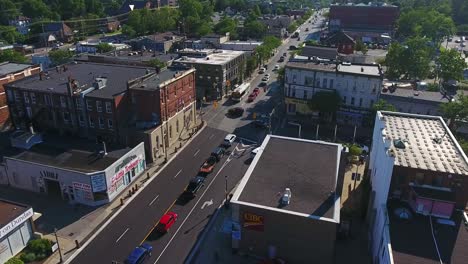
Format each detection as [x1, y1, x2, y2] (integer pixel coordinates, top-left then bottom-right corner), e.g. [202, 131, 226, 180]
[0, 62, 41, 130]
[0, 200, 35, 263]
[368, 112, 468, 263]
[284, 59, 383, 125]
[8, 16, 31, 35]
[173, 49, 246, 100]
[127, 67, 197, 163]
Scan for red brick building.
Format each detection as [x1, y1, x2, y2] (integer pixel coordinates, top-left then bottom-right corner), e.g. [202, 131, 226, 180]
[0, 62, 40, 130]
[325, 31, 355, 55]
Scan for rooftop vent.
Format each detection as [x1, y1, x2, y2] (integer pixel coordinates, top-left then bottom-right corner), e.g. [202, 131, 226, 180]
[93, 77, 107, 90]
[393, 139, 406, 149]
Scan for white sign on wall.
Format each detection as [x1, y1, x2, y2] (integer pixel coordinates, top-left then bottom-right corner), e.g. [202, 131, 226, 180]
[0, 208, 33, 240]
[90, 174, 106, 192]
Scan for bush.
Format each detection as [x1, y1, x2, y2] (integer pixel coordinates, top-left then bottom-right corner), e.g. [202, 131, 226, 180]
[5, 258, 24, 264]
[349, 145, 363, 156]
[20, 252, 36, 263]
[427, 83, 439, 91]
[27, 238, 52, 256]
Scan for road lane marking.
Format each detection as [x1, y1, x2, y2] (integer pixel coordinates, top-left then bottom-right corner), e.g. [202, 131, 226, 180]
[149, 195, 160, 206]
[115, 228, 130, 243]
[209, 134, 214, 139]
[174, 169, 182, 179]
[193, 149, 200, 157]
[153, 143, 239, 263]
[201, 199, 213, 209]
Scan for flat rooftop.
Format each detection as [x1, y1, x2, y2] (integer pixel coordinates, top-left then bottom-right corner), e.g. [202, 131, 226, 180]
[381, 88, 455, 103]
[7, 62, 150, 99]
[233, 135, 342, 221]
[0, 199, 30, 234]
[174, 49, 244, 66]
[0, 62, 36, 77]
[388, 201, 468, 264]
[287, 60, 382, 77]
[130, 67, 195, 91]
[379, 111, 468, 175]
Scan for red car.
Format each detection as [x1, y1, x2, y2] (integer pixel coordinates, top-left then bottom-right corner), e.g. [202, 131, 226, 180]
[156, 212, 178, 233]
[200, 156, 217, 173]
[253, 87, 260, 95]
[247, 93, 257, 102]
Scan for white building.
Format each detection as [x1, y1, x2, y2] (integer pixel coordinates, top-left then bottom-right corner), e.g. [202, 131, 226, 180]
[284, 58, 383, 125]
[220, 41, 263, 54]
[0, 200, 34, 263]
[368, 111, 468, 264]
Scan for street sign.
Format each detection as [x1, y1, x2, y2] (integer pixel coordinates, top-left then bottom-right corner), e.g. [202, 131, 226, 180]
[51, 243, 58, 252]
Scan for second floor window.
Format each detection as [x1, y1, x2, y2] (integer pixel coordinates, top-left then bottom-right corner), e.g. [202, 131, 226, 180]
[14, 91, 20, 101]
[76, 98, 82, 110]
[78, 114, 85, 126]
[303, 90, 307, 99]
[6, 90, 13, 102]
[96, 101, 102, 112]
[105, 102, 112, 113]
[89, 116, 94, 128]
[98, 117, 104, 129]
[87, 100, 92, 111]
[60, 96, 66, 108]
[30, 93, 36, 104]
[108, 119, 113, 129]
[343, 96, 347, 104]
[329, 79, 334, 89]
[44, 95, 51, 105]
[351, 97, 355, 105]
[23, 92, 29, 104]
[359, 98, 363, 107]
[323, 78, 327, 88]
[62, 112, 70, 123]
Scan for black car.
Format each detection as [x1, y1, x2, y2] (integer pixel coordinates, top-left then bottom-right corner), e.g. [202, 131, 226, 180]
[183, 176, 205, 197]
[289, 45, 297, 50]
[211, 147, 225, 161]
[228, 107, 244, 117]
[254, 115, 270, 128]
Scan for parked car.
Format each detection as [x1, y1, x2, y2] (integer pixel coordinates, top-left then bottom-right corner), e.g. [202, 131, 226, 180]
[262, 76, 269, 82]
[184, 176, 205, 197]
[274, 65, 280, 70]
[222, 134, 237, 148]
[283, 52, 287, 56]
[211, 147, 225, 161]
[455, 39, 461, 43]
[289, 45, 297, 50]
[156, 212, 178, 233]
[259, 81, 267, 87]
[279, 57, 285, 62]
[228, 107, 244, 118]
[125, 244, 153, 264]
[305, 28, 309, 31]
[247, 92, 257, 102]
[254, 114, 270, 128]
[253, 87, 260, 95]
[264, 73, 270, 78]
[200, 156, 217, 173]
[259, 67, 266, 74]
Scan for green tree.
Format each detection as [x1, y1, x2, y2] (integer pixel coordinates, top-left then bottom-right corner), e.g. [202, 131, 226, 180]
[122, 24, 137, 38]
[0, 0, 19, 25]
[59, 0, 86, 20]
[354, 40, 368, 55]
[85, 0, 104, 17]
[245, 55, 258, 77]
[5, 257, 24, 264]
[440, 95, 468, 130]
[214, 17, 237, 38]
[308, 91, 341, 113]
[0, 50, 28, 63]
[252, 5, 261, 17]
[147, 58, 166, 69]
[152, 7, 179, 33]
[0, 26, 25, 44]
[96, 42, 113, 53]
[438, 48, 467, 82]
[48, 49, 74, 65]
[372, 99, 397, 112]
[243, 20, 266, 39]
[263, 36, 281, 50]
[22, 0, 54, 20]
[277, 66, 285, 86]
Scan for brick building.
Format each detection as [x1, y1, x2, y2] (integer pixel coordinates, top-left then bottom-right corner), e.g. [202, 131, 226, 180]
[0, 62, 41, 130]
[127, 66, 197, 163]
[5, 62, 151, 144]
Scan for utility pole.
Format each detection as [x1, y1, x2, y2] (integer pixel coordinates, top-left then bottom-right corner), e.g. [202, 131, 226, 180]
[54, 228, 63, 263]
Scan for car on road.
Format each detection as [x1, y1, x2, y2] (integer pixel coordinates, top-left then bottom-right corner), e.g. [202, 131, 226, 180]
[264, 73, 271, 78]
[278, 57, 284, 62]
[462, 43, 466, 47]
[258, 81, 267, 87]
[211, 147, 225, 161]
[200, 156, 217, 173]
[305, 28, 309, 31]
[455, 39, 461, 43]
[262, 76, 270, 82]
[254, 114, 270, 129]
[283, 52, 287, 56]
[222, 134, 237, 148]
[125, 243, 153, 264]
[253, 87, 260, 95]
[183, 176, 205, 197]
[228, 107, 244, 118]
[259, 67, 266, 74]
[274, 64, 280, 70]
[156, 212, 178, 233]
[289, 45, 297, 50]
[247, 92, 257, 102]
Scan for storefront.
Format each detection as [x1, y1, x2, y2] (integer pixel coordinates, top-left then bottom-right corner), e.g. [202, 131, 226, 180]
[0, 200, 34, 263]
[4, 143, 146, 206]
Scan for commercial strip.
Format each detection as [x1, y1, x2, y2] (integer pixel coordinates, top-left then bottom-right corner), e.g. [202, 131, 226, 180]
[368, 111, 468, 263]
[230, 135, 345, 263]
[0, 200, 34, 263]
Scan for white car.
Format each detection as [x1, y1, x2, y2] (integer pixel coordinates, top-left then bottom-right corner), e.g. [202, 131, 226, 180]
[264, 73, 271, 78]
[274, 65, 280, 70]
[222, 134, 237, 147]
[262, 75, 270, 82]
[258, 67, 266, 74]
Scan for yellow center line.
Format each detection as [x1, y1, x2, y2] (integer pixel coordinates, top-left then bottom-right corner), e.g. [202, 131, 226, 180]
[140, 198, 177, 245]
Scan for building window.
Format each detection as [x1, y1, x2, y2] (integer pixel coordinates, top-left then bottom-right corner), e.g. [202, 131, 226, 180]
[76, 98, 82, 110]
[14, 91, 20, 101]
[63, 112, 70, 123]
[351, 97, 355, 105]
[98, 117, 104, 129]
[292, 88, 296, 97]
[44, 94, 51, 105]
[316, 79, 320, 87]
[292, 74, 297, 83]
[176, 119, 179, 133]
[108, 119, 113, 130]
[303, 90, 308, 99]
[78, 114, 85, 126]
[370, 100, 374, 107]
[288, 103, 296, 113]
[415, 173, 424, 185]
[60, 96, 66, 108]
[105, 102, 112, 113]
[30, 93, 36, 104]
[343, 96, 347, 104]
[96, 101, 102, 112]
[359, 98, 363, 107]
[329, 79, 334, 89]
[169, 125, 173, 138]
[432, 175, 443, 187]
[23, 92, 29, 104]
[87, 100, 92, 111]
[323, 78, 327, 88]
[89, 116, 94, 128]
[6, 90, 13, 102]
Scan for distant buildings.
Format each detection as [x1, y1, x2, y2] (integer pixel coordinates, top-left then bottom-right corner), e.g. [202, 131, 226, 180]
[0, 62, 41, 130]
[8, 16, 31, 35]
[368, 111, 468, 263]
[284, 58, 383, 125]
[42, 22, 73, 43]
[259, 15, 292, 38]
[75, 41, 129, 54]
[173, 49, 246, 100]
[329, 3, 399, 43]
[324, 31, 356, 55]
[127, 32, 184, 53]
[231, 135, 345, 263]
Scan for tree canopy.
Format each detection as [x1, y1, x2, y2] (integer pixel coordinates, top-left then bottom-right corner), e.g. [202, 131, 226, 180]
[308, 91, 341, 113]
[437, 48, 467, 82]
[0, 50, 28, 63]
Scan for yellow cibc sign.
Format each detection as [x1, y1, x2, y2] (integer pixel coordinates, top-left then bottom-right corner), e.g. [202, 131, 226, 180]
[243, 212, 264, 231]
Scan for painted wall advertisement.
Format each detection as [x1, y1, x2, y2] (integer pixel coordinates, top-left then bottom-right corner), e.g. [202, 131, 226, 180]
[108, 155, 143, 195]
[73, 182, 93, 201]
[0, 208, 33, 240]
[243, 212, 264, 232]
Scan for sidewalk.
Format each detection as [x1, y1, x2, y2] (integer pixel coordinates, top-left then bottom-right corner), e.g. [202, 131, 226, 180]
[42, 120, 205, 264]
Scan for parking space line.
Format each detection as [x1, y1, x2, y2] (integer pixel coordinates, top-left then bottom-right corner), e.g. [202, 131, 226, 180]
[115, 228, 129, 243]
[209, 134, 214, 139]
[149, 195, 160, 206]
[193, 149, 200, 157]
[174, 169, 182, 179]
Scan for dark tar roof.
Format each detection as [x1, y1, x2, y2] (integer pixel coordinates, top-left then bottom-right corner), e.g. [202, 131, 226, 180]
[0, 62, 36, 77]
[7, 62, 150, 99]
[388, 201, 468, 264]
[130, 67, 194, 91]
[380, 88, 464, 103]
[301, 46, 338, 60]
[0, 199, 30, 232]
[237, 136, 341, 219]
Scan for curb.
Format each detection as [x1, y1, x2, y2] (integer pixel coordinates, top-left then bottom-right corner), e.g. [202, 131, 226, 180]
[64, 123, 207, 264]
